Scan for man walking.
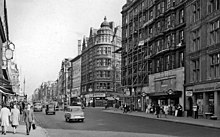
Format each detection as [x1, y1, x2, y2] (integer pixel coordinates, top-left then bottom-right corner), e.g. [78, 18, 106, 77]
[23, 104, 34, 135]
[0, 104, 11, 135]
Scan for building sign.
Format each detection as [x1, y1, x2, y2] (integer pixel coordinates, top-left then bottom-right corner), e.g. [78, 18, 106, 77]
[187, 82, 220, 92]
[167, 89, 174, 95]
[186, 90, 193, 97]
[93, 93, 105, 97]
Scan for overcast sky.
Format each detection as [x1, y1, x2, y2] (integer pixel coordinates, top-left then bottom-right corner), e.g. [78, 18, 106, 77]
[7, 0, 126, 97]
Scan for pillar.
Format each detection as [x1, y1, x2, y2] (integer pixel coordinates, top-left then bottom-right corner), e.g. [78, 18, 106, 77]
[214, 91, 220, 118]
[203, 92, 209, 113]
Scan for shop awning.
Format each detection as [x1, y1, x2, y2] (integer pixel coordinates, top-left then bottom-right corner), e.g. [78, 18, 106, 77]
[0, 86, 14, 95]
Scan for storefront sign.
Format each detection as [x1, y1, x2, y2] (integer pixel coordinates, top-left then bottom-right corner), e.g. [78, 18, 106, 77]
[93, 93, 105, 97]
[186, 90, 193, 97]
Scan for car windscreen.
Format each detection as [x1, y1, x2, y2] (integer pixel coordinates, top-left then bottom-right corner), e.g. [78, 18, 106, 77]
[70, 108, 81, 112]
[35, 103, 41, 106]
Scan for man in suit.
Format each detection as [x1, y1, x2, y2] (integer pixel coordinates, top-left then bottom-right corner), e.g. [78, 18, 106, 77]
[23, 104, 34, 135]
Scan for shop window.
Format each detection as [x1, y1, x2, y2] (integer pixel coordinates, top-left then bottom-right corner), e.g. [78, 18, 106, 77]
[196, 93, 203, 114]
[208, 92, 214, 113]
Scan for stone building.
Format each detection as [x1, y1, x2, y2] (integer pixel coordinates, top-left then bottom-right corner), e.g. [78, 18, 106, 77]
[121, 0, 186, 111]
[81, 17, 122, 107]
[185, 0, 220, 118]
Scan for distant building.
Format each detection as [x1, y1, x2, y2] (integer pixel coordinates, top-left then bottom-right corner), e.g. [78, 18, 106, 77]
[60, 58, 72, 104]
[69, 40, 81, 98]
[81, 17, 122, 107]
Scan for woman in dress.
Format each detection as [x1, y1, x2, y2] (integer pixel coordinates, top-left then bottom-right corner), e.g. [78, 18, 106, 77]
[0, 104, 11, 135]
[11, 104, 20, 134]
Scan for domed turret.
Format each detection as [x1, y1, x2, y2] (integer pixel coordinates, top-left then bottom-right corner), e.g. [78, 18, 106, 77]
[100, 16, 110, 28]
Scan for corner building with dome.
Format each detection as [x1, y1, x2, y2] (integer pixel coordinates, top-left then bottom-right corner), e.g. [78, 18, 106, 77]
[81, 17, 122, 107]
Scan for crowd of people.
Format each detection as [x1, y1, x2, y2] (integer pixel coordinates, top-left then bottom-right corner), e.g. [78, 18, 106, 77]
[0, 101, 35, 135]
[145, 103, 183, 118]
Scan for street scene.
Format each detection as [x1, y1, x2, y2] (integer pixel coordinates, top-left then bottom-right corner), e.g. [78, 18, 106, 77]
[0, 0, 220, 137]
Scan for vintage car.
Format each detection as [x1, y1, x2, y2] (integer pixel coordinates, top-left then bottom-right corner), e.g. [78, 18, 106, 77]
[45, 103, 56, 115]
[33, 102, 43, 112]
[64, 106, 85, 122]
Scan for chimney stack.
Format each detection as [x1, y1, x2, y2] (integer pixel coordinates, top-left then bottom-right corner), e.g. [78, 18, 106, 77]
[78, 40, 81, 55]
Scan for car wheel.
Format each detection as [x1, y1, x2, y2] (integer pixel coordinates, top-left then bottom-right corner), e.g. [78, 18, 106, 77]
[46, 112, 48, 115]
[81, 119, 84, 122]
[54, 112, 56, 115]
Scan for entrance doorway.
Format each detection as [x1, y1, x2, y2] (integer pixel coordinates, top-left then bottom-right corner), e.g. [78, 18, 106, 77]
[188, 97, 193, 116]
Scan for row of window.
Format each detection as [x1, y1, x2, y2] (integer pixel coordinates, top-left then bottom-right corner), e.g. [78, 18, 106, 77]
[96, 71, 111, 78]
[96, 59, 111, 67]
[190, 53, 220, 82]
[190, 19, 220, 52]
[96, 82, 111, 90]
[95, 35, 113, 44]
[97, 47, 112, 55]
[122, 51, 184, 75]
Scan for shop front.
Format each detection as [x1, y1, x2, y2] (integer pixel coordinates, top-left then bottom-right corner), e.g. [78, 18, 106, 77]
[185, 82, 220, 119]
[148, 67, 185, 113]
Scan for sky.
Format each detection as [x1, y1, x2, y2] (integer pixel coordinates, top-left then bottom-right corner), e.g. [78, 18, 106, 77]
[6, 0, 126, 97]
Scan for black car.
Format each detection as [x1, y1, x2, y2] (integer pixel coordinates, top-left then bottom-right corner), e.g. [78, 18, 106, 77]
[45, 104, 56, 115]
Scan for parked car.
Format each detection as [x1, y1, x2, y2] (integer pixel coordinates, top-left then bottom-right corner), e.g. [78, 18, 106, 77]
[64, 106, 85, 122]
[33, 103, 43, 112]
[45, 103, 56, 115]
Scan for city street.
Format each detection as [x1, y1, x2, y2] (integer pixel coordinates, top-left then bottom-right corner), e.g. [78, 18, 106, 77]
[34, 107, 220, 137]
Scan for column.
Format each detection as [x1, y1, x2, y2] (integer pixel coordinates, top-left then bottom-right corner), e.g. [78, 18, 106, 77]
[203, 92, 209, 113]
[214, 91, 220, 118]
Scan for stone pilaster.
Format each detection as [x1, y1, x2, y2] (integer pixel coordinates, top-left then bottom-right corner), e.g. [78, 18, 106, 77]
[214, 91, 220, 118]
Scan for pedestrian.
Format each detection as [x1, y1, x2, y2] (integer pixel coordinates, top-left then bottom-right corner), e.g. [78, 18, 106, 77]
[177, 104, 182, 117]
[11, 104, 20, 134]
[155, 104, 160, 118]
[123, 103, 127, 113]
[163, 105, 169, 118]
[0, 103, 11, 135]
[23, 104, 34, 135]
[194, 104, 199, 119]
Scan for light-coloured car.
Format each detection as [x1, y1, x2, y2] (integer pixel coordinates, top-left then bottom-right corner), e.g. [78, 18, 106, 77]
[64, 106, 85, 122]
[33, 103, 43, 112]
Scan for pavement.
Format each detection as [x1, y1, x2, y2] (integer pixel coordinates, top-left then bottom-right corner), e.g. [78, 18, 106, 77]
[103, 107, 220, 129]
[2, 123, 48, 137]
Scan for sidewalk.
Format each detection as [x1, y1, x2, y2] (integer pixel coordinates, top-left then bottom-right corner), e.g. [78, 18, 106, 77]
[103, 107, 220, 129]
[2, 123, 48, 137]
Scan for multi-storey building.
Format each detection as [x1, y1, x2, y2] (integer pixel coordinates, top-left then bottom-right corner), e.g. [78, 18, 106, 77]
[121, 0, 186, 111]
[0, 0, 14, 105]
[60, 58, 72, 104]
[69, 40, 81, 98]
[81, 17, 121, 107]
[185, 0, 220, 118]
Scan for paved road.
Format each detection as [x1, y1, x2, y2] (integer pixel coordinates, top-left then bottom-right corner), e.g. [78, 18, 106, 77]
[34, 108, 220, 137]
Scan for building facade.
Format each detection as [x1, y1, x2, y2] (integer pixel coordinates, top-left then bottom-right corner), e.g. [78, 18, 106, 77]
[185, 0, 220, 118]
[0, 0, 14, 105]
[70, 54, 81, 98]
[81, 17, 122, 107]
[60, 58, 72, 104]
[121, 0, 186, 111]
